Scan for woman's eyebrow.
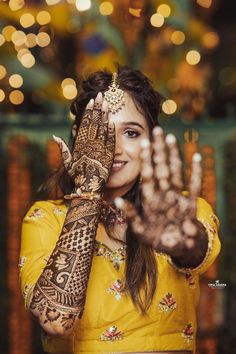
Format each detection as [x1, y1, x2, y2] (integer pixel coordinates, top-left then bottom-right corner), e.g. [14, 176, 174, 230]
[120, 122, 144, 130]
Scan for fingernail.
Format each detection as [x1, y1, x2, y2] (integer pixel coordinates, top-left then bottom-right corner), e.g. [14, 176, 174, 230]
[193, 153, 202, 162]
[114, 197, 124, 208]
[166, 134, 176, 145]
[153, 126, 163, 136]
[140, 139, 150, 148]
[97, 92, 102, 99]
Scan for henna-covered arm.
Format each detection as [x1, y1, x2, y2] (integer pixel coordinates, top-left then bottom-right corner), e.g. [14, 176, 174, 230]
[29, 94, 115, 335]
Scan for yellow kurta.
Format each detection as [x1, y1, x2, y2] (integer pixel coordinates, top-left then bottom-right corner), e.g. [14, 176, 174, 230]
[19, 198, 221, 354]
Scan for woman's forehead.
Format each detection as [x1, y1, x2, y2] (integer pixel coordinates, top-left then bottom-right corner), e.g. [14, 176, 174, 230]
[108, 93, 148, 127]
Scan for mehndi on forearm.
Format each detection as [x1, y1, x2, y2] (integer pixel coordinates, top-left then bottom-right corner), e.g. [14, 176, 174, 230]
[29, 197, 100, 335]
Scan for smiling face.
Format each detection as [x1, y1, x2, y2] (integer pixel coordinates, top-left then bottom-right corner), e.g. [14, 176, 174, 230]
[104, 92, 149, 202]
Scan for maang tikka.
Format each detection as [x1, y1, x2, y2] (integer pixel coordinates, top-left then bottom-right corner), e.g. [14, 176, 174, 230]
[104, 72, 125, 114]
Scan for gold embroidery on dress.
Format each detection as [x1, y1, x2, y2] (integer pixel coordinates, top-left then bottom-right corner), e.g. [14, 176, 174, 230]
[52, 207, 66, 215]
[182, 323, 194, 342]
[94, 241, 126, 270]
[107, 279, 124, 300]
[100, 325, 123, 341]
[25, 208, 45, 220]
[158, 292, 177, 312]
[18, 256, 27, 271]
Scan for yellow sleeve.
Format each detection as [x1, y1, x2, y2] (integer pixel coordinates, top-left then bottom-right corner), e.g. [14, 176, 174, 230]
[19, 200, 66, 308]
[168, 197, 221, 275]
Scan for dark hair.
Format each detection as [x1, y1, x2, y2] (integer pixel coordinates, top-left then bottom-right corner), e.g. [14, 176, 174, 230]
[36, 64, 163, 313]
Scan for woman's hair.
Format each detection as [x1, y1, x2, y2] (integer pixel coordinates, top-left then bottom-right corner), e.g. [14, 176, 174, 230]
[36, 64, 163, 313]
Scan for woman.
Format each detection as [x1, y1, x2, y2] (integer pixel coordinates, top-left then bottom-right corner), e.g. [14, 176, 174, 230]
[19, 66, 220, 354]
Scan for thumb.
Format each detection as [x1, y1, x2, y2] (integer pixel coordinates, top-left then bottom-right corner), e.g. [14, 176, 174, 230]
[53, 135, 72, 172]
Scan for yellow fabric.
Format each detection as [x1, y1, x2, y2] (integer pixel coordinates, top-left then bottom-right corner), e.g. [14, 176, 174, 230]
[19, 198, 221, 354]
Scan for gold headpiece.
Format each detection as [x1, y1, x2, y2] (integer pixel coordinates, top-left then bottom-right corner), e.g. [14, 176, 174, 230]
[104, 72, 125, 114]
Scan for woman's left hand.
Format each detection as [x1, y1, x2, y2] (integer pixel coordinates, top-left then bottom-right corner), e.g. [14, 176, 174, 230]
[115, 127, 207, 263]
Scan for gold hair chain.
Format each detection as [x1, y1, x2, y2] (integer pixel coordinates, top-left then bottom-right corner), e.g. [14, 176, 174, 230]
[104, 73, 125, 114]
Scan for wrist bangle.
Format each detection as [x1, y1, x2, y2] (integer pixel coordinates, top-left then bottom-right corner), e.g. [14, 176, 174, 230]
[64, 188, 101, 201]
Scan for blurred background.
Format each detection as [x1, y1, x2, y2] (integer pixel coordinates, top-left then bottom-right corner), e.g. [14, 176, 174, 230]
[0, 0, 236, 353]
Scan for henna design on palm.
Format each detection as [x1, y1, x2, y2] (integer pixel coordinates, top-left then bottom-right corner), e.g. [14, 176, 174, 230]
[30, 94, 115, 335]
[115, 127, 208, 266]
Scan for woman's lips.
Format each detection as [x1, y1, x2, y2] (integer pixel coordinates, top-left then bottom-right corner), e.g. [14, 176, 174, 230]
[111, 161, 127, 172]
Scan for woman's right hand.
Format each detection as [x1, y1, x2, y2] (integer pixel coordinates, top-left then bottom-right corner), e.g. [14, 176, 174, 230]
[53, 92, 115, 197]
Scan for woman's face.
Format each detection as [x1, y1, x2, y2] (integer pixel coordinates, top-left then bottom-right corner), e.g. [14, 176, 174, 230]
[104, 92, 149, 201]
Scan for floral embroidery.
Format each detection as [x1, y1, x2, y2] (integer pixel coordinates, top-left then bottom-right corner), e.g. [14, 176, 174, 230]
[185, 273, 196, 289]
[158, 293, 177, 312]
[182, 323, 194, 342]
[107, 279, 124, 300]
[52, 207, 66, 216]
[95, 242, 126, 270]
[210, 213, 218, 225]
[25, 208, 45, 220]
[18, 256, 27, 271]
[100, 325, 123, 341]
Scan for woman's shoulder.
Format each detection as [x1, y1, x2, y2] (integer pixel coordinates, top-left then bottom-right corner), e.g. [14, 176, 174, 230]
[24, 199, 67, 221]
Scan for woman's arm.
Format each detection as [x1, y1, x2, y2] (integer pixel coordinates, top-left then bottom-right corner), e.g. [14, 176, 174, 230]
[28, 94, 115, 335]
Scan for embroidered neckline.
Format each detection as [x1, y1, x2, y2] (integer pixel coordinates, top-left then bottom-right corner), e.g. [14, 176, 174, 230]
[94, 241, 126, 270]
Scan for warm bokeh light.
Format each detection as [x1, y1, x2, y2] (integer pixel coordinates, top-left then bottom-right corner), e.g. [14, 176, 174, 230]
[162, 99, 177, 115]
[26, 33, 37, 48]
[61, 78, 76, 89]
[99, 1, 114, 16]
[63, 85, 78, 99]
[202, 32, 219, 49]
[20, 53, 35, 68]
[0, 89, 5, 102]
[11, 31, 26, 46]
[0, 65, 7, 80]
[45, 0, 61, 5]
[2, 26, 16, 42]
[36, 11, 52, 25]
[0, 34, 6, 46]
[9, 0, 25, 11]
[171, 30, 185, 45]
[9, 74, 23, 88]
[66, 0, 76, 3]
[150, 13, 165, 28]
[157, 4, 171, 18]
[17, 48, 30, 60]
[128, 8, 142, 17]
[186, 50, 201, 65]
[20, 13, 35, 28]
[36, 32, 51, 47]
[9, 90, 24, 105]
[75, 0, 91, 11]
[196, 0, 212, 8]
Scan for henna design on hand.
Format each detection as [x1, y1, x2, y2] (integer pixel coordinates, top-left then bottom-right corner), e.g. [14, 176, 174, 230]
[53, 93, 115, 196]
[115, 127, 208, 268]
[30, 94, 115, 335]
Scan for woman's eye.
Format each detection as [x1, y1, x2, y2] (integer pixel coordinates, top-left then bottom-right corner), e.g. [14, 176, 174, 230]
[124, 130, 140, 138]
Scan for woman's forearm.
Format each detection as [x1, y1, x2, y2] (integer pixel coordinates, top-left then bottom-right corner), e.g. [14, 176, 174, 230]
[29, 197, 100, 335]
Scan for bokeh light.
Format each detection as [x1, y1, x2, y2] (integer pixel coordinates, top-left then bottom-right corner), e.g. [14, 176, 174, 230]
[157, 4, 171, 18]
[0, 65, 7, 80]
[128, 8, 142, 17]
[186, 50, 201, 65]
[9, 0, 25, 11]
[20, 13, 35, 28]
[162, 99, 177, 115]
[75, 0, 91, 11]
[63, 85, 78, 100]
[171, 31, 185, 45]
[2, 26, 16, 42]
[20, 53, 35, 68]
[150, 13, 165, 28]
[45, 0, 61, 5]
[9, 74, 23, 88]
[0, 34, 6, 46]
[36, 32, 51, 47]
[11, 31, 27, 46]
[61, 78, 76, 88]
[0, 89, 5, 102]
[9, 90, 24, 105]
[36, 11, 52, 25]
[202, 32, 219, 49]
[197, 0, 212, 8]
[26, 33, 37, 48]
[99, 1, 114, 16]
